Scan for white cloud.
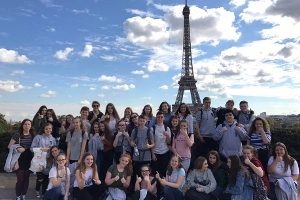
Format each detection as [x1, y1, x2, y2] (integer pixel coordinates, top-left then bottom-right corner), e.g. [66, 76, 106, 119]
[147, 60, 169, 72]
[100, 55, 117, 61]
[79, 44, 93, 57]
[229, 0, 246, 8]
[71, 83, 79, 88]
[101, 85, 109, 90]
[131, 70, 144, 74]
[41, 15, 47, 19]
[34, 83, 41, 87]
[112, 84, 135, 90]
[124, 16, 169, 47]
[11, 70, 25, 76]
[0, 48, 33, 64]
[159, 85, 168, 90]
[54, 47, 73, 60]
[126, 9, 158, 18]
[0, 80, 28, 92]
[142, 74, 149, 78]
[90, 87, 96, 90]
[98, 75, 123, 83]
[73, 9, 89, 14]
[98, 94, 105, 97]
[47, 28, 56, 32]
[141, 97, 151, 100]
[80, 100, 90, 105]
[39, 90, 56, 98]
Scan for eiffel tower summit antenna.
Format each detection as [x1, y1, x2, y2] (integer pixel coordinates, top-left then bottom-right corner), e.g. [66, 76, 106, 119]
[172, 0, 202, 114]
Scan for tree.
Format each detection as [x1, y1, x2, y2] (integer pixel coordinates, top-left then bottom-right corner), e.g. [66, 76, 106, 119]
[0, 113, 8, 133]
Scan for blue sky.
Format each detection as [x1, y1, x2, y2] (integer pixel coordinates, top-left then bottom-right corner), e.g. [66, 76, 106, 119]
[0, 0, 300, 121]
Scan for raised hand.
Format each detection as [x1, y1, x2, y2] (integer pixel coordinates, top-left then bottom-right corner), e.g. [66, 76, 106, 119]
[121, 175, 126, 184]
[222, 126, 227, 132]
[114, 173, 120, 181]
[258, 127, 264, 134]
[160, 177, 166, 185]
[155, 171, 160, 179]
[38, 113, 43, 119]
[93, 179, 101, 185]
[275, 154, 283, 162]
[80, 172, 86, 180]
[136, 175, 142, 183]
[163, 131, 169, 137]
[244, 157, 251, 165]
[143, 175, 150, 182]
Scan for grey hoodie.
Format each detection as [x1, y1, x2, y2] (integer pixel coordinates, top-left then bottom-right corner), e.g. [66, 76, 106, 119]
[186, 168, 217, 193]
[213, 121, 248, 158]
[31, 133, 56, 158]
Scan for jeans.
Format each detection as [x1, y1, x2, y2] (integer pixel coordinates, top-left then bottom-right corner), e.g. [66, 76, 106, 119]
[268, 182, 277, 200]
[163, 186, 184, 200]
[42, 187, 73, 200]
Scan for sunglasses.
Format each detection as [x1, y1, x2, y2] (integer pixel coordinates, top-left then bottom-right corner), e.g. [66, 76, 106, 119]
[119, 124, 126, 126]
[131, 115, 138, 118]
[141, 170, 150, 173]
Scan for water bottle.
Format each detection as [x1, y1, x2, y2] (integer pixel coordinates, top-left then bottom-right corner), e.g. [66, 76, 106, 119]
[134, 146, 139, 156]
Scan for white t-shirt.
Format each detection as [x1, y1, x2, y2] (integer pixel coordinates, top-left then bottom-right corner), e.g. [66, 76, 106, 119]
[267, 156, 299, 182]
[47, 166, 71, 195]
[152, 125, 171, 154]
[73, 168, 93, 188]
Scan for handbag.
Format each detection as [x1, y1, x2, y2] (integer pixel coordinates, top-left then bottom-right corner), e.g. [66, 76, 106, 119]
[115, 136, 125, 153]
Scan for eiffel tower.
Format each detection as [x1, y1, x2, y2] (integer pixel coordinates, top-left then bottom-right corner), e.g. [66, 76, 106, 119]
[172, 0, 202, 113]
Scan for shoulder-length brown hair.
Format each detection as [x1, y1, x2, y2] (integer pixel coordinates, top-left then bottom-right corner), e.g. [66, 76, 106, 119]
[272, 142, 295, 172]
[167, 155, 183, 176]
[18, 119, 35, 138]
[228, 155, 248, 187]
[99, 121, 114, 142]
[75, 152, 98, 180]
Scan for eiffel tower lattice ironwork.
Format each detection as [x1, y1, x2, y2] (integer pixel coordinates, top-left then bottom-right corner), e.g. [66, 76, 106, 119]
[172, 0, 202, 113]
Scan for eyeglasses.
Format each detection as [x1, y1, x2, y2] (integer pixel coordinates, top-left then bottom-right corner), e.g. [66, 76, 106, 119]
[92, 105, 99, 107]
[57, 159, 66, 162]
[156, 116, 164, 119]
[131, 115, 138, 118]
[119, 124, 126, 126]
[141, 170, 150, 173]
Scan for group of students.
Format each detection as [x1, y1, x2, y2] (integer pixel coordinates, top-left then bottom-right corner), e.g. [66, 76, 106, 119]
[5, 99, 299, 200]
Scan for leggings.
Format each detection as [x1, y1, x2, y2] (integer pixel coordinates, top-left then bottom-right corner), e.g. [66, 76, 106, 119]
[35, 172, 49, 195]
[15, 169, 31, 196]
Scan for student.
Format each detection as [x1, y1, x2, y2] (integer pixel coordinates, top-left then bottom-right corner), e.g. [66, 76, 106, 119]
[236, 100, 255, 132]
[79, 106, 92, 134]
[113, 120, 132, 164]
[207, 151, 229, 198]
[168, 115, 179, 154]
[151, 111, 172, 199]
[73, 153, 104, 200]
[105, 153, 133, 200]
[171, 119, 194, 172]
[221, 155, 253, 200]
[130, 115, 154, 178]
[88, 101, 104, 125]
[66, 117, 88, 166]
[32, 106, 48, 134]
[141, 104, 156, 129]
[99, 121, 114, 180]
[133, 165, 157, 200]
[7, 119, 34, 200]
[216, 100, 235, 127]
[174, 103, 193, 135]
[100, 103, 120, 133]
[267, 142, 299, 200]
[157, 101, 172, 126]
[42, 153, 71, 200]
[46, 109, 61, 146]
[156, 155, 185, 200]
[185, 157, 217, 200]
[247, 117, 271, 175]
[242, 145, 270, 194]
[31, 123, 56, 198]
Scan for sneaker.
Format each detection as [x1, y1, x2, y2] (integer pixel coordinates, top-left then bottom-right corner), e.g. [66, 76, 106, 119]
[16, 196, 21, 200]
[22, 195, 26, 200]
[35, 190, 41, 198]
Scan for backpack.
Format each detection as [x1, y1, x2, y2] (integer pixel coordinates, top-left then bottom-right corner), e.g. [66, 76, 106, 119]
[236, 110, 254, 123]
[251, 173, 268, 200]
[134, 127, 152, 145]
[152, 124, 168, 136]
[70, 130, 85, 139]
[198, 108, 216, 121]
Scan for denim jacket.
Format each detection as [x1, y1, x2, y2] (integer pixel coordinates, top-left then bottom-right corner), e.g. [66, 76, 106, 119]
[224, 170, 253, 200]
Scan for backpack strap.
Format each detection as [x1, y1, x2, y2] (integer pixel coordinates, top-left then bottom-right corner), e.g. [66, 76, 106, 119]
[146, 128, 151, 145]
[152, 125, 156, 135]
[237, 111, 241, 123]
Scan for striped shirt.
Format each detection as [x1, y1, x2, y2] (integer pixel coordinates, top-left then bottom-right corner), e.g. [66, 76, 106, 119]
[12, 133, 33, 149]
[249, 131, 271, 150]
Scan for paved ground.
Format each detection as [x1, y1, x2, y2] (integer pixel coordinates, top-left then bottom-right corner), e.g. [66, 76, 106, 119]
[0, 189, 39, 200]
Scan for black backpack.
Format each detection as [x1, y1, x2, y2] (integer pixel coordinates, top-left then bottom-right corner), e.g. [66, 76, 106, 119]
[133, 127, 152, 145]
[70, 129, 85, 139]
